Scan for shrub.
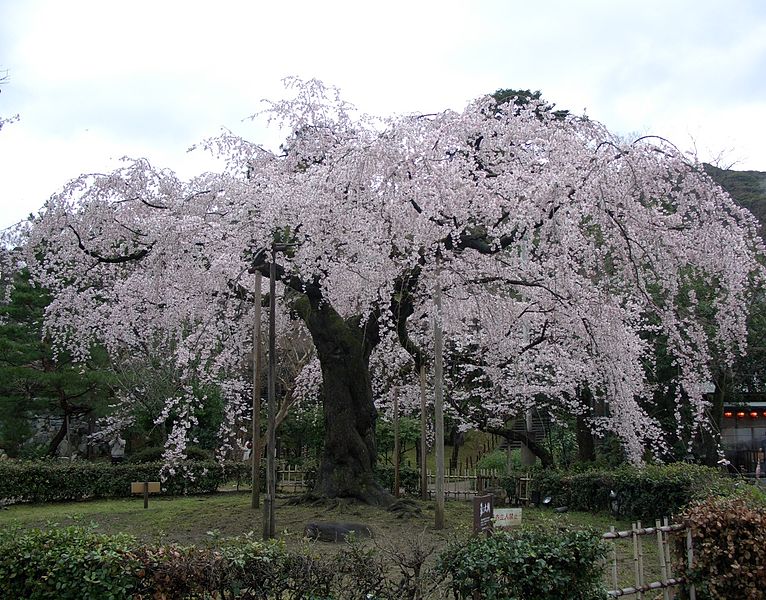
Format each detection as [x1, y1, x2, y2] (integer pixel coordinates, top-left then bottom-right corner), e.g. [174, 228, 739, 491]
[674, 495, 766, 600]
[375, 463, 420, 496]
[530, 463, 735, 520]
[0, 459, 249, 505]
[476, 448, 517, 473]
[0, 526, 429, 599]
[0, 525, 139, 599]
[436, 527, 608, 600]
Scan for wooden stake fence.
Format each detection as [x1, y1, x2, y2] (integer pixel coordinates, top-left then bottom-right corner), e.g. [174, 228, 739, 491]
[602, 520, 696, 599]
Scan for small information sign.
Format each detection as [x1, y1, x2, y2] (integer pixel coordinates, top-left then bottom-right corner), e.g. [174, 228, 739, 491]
[473, 494, 494, 535]
[130, 481, 161, 509]
[494, 508, 522, 530]
[131, 481, 161, 494]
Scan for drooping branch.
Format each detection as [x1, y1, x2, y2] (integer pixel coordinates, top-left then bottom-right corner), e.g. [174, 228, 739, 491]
[391, 266, 427, 371]
[67, 224, 153, 264]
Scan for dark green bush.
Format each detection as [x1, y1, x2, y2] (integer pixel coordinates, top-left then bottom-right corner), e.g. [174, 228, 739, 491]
[673, 495, 766, 600]
[476, 448, 518, 473]
[374, 463, 420, 496]
[528, 463, 735, 520]
[0, 526, 427, 599]
[436, 527, 608, 600]
[0, 459, 249, 504]
[0, 525, 139, 599]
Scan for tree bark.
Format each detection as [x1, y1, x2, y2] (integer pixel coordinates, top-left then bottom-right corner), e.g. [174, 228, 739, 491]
[46, 397, 91, 457]
[449, 426, 464, 470]
[576, 387, 595, 462]
[695, 370, 727, 467]
[47, 416, 68, 457]
[576, 413, 595, 462]
[293, 296, 392, 505]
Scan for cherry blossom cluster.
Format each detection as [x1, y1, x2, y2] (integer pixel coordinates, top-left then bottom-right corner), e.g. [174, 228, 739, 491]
[16, 79, 765, 465]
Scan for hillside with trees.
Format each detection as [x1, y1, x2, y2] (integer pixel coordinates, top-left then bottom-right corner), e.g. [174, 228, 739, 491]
[705, 164, 766, 231]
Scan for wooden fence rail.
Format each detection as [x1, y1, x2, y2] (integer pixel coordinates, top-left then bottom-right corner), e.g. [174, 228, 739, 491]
[602, 519, 696, 600]
[239, 465, 508, 497]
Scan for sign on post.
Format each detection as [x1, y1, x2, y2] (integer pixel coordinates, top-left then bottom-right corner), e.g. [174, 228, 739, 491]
[473, 494, 493, 535]
[131, 481, 161, 509]
[494, 508, 522, 530]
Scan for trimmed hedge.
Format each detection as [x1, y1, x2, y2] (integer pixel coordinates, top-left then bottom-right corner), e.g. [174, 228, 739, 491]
[0, 523, 613, 599]
[0, 525, 139, 599]
[674, 495, 766, 600]
[0, 459, 250, 505]
[436, 527, 608, 600]
[0, 526, 398, 599]
[522, 463, 736, 520]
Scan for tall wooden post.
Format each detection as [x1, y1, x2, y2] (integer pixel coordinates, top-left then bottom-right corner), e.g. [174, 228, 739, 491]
[419, 364, 428, 500]
[519, 242, 535, 467]
[65, 412, 71, 461]
[251, 271, 262, 509]
[393, 387, 400, 498]
[263, 249, 277, 540]
[433, 272, 445, 529]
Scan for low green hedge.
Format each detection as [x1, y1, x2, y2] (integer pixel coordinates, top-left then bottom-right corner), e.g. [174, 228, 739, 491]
[0, 523, 612, 600]
[519, 463, 737, 520]
[436, 527, 608, 600]
[0, 459, 250, 505]
[0, 526, 139, 599]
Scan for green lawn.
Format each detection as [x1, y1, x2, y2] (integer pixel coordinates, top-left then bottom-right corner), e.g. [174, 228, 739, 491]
[0, 489, 632, 542]
[0, 491, 668, 592]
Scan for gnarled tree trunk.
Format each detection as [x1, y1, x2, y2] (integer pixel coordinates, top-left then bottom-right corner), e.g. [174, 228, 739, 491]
[294, 298, 392, 505]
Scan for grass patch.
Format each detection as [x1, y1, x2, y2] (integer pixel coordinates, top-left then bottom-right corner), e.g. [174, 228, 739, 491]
[0, 492, 669, 592]
[0, 490, 630, 545]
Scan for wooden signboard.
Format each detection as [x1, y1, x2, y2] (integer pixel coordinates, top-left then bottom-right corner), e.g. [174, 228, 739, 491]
[494, 508, 522, 530]
[131, 481, 161, 494]
[473, 494, 493, 535]
[131, 481, 161, 508]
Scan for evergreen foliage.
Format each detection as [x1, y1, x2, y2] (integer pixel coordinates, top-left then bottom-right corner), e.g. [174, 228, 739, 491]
[0, 269, 112, 457]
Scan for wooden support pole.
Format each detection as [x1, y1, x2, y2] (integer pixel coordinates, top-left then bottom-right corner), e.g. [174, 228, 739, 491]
[637, 520, 645, 599]
[663, 518, 674, 581]
[252, 271, 262, 509]
[143, 481, 149, 509]
[632, 523, 641, 600]
[433, 271, 445, 529]
[610, 526, 618, 591]
[655, 519, 670, 600]
[420, 365, 428, 501]
[686, 528, 696, 600]
[263, 249, 277, 540]
[393, 387, 400, 498]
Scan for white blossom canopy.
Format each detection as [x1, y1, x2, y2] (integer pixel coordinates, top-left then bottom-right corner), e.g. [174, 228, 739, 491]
[20, 79, 765, 463]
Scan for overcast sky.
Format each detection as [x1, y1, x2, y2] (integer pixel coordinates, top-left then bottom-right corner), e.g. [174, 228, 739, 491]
[1, 0, 765, 230]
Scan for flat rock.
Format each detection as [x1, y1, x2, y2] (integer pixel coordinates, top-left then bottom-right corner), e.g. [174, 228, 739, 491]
[304, 521, 373, 542]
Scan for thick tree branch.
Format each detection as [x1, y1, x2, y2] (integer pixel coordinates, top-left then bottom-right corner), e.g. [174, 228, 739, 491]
[68, 224, 153, 264]
[249, 247, 323, 304]
[486, 425, 553, 467]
